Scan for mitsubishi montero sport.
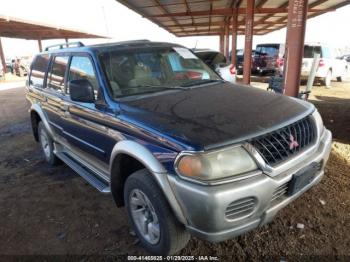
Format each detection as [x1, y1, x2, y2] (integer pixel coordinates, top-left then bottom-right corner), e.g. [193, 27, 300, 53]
[26, 40, 332, 255]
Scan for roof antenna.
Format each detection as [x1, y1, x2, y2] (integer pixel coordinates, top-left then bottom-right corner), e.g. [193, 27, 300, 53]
[194, 40, 198, 51]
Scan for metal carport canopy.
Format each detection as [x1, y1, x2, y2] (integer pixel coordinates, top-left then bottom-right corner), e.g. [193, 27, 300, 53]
[0, 15, 105, 39]
[0, 14, 107, 73]
[116, 0, 349, 97]
[115, 0, 348, 37]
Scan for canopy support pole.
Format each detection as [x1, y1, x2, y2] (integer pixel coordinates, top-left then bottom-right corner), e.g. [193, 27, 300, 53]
[219, 33, 224, 54]
[0, 37, 6, 73]
[283, 0, 308, 97]
[38, 39, 43, 52]
[224, 22, 230, 59]
[231, 8, 238, 66]
[243, 0, 255, 85]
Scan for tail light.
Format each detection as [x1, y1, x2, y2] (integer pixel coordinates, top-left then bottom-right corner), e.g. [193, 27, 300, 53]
[229, 64, 236, 75]
[319, 59, 325, 67]
[186, 71, 202, 79]
[276, 57, 284, 67]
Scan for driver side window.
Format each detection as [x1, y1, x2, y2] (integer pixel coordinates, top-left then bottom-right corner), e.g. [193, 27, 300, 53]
[67, 56, 100, 100]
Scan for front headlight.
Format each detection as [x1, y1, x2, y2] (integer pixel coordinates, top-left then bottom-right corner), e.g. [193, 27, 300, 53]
[175, 146, 257, 181]
[313, 109, 324, 136]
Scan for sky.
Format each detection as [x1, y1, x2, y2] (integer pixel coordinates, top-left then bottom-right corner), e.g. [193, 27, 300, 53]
[0, 0, 350, 58]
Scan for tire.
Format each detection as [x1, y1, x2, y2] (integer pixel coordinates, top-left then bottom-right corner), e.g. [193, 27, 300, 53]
[323, 70, 332, 88]
[124, 169, 190, 255]
[38, 121, 60, 166]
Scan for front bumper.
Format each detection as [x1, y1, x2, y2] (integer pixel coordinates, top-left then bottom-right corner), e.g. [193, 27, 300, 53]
[168, 129, 332, 242]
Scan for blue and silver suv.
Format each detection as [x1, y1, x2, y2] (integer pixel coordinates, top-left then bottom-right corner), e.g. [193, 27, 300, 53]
[26, 40, 332, 255]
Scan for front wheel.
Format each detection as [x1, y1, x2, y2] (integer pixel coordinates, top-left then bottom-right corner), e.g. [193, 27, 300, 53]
[124, 169, 190, 255]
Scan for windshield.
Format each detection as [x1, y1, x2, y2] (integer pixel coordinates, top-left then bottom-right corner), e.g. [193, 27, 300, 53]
[99, 47, 221, 98]
[255, 45, 279, 57]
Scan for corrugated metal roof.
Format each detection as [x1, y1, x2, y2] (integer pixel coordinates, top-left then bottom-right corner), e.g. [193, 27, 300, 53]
[116, 0, 349, 36]
[0, 15, 107, 40]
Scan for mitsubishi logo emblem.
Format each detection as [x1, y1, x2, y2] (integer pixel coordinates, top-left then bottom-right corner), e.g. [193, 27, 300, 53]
[289, 134, 299, 150]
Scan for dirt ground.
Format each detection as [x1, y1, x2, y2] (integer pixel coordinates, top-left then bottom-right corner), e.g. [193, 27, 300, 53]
[0, 80, 349, 261]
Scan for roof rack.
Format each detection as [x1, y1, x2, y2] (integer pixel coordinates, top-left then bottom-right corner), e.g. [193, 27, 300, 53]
[44, 41, 84, 51]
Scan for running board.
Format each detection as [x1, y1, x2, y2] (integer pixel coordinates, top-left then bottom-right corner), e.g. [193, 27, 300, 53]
[56, 152, 110, 193]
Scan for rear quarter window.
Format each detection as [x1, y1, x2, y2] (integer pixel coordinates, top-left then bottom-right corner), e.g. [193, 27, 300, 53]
[30, 54, 50, 88]
[47, 56, 69, 93]
[304, 46, 321, 58]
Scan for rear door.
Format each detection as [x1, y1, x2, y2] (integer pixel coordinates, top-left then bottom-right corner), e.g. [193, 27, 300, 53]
[41, 55, 70, 137]
[27, 54, 51, 104]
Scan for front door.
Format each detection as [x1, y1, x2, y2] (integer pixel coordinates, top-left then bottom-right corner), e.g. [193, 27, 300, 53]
[60, 55, 116, 164]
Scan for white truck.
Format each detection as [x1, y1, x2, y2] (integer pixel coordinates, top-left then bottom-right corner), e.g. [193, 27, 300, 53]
[301, 43, 348, 87]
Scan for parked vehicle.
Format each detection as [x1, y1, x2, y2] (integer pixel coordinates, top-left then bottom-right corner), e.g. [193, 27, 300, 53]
[26, 40, 332, 255]
[252, 43, 285, 75]
[301, 44, 348, 87]
[340, 54, 350, 63]
[193, 49, 236, 83]
[234, 49, 255, 75]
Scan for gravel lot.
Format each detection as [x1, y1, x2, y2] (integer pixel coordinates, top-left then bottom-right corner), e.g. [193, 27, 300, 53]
[0, 80, 349, 261]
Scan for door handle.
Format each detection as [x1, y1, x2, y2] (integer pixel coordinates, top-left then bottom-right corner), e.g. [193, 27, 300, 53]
[60, 102, 70, 111]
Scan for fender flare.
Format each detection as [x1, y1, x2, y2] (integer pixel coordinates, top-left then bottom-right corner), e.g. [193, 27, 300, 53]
[30, 104, 56, 140]
[109, 140, 187, 225]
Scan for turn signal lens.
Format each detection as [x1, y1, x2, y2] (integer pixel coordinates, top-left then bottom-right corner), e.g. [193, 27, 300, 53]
[177, 155, 203, 177]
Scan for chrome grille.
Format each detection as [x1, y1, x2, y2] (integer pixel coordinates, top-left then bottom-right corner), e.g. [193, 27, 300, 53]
[225, 197, 257, 220]
[271, 182, 289, 203]
[250, 116, 316, 166]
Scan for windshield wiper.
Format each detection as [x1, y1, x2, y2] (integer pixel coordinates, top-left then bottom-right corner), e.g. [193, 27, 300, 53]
[179, 79, 224, 87]
[133, 85, 188, 91]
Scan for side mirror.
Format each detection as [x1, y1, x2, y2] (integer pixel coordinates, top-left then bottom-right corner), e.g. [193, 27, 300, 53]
[217, 62, 228, 68]
[69, 79, 94, 103]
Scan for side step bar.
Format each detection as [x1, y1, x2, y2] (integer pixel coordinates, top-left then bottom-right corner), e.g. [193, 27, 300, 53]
[56, 152, 111, 193]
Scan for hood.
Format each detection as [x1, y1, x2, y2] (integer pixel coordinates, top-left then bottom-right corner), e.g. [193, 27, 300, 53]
[119, 82, 314, 151]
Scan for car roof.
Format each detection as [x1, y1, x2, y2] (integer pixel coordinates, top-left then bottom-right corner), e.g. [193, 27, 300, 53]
[37, 40, 185, 56]
[193, 49, 219, 53]
[256, 43, 284, 47]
